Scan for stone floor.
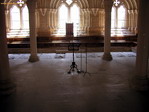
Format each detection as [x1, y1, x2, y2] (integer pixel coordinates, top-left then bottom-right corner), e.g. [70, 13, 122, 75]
[0, 52, 149, 112]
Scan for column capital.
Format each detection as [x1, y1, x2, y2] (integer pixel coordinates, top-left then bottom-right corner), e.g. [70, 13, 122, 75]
[82, 8, 90, 13]
[39, 8, 47, 16]
[26, 0, 36, 11]
[104, 0, 113, 12]
[90, 8, 100, 16]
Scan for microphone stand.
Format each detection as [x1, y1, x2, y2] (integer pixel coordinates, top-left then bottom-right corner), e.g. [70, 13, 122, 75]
[68, 39, 81, 74]
[83, 43, 91, 76]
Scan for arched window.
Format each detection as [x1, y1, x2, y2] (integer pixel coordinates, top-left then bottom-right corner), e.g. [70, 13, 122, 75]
[22, 5, 29, 29]
[9, 4, 29, 37]
[58, 0, 80, 35]
[111, 0, 127, 29]
[111, 7, 116, 28]
[10, 5, 20, 29]
[70, 4, 80, 35]
[58, 4, 68, 30]
[117, 5, 126, 28]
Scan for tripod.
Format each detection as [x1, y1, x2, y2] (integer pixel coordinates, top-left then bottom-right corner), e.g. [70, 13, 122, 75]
[68, 43, 81, 74]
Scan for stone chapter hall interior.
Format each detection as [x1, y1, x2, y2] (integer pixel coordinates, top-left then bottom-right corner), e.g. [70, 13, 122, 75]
[0, 0, 149, 112]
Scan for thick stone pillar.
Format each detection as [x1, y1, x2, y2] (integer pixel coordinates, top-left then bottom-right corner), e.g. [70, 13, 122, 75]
[0, 1, 15, 95]
[132, 0, 149, 91]
[102, 0, 113, 61]
[27, 0, 39, 62]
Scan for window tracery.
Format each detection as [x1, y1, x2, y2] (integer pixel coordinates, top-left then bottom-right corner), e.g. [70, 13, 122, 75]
[58, 0, 80, 35]
[112, 0, 126, 29]
[66, 0, 73, 5]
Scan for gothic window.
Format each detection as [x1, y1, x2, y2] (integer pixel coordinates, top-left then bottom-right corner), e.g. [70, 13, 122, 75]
[10, 5, 20, 29]
[117, 5, 126, 28]
[111, 7, 116, 28]
[66, 0, 73, 5]
[10, 4, 29, 30]
[58, 4, 68, 29]
[111, 0, 127, 29]
[22, 5, 29, 29]
[70, 4, 80, 34]
[58, 0, 80, 35]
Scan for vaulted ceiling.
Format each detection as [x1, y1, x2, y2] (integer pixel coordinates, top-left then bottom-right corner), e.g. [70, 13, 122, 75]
[4, 0, 138, 9]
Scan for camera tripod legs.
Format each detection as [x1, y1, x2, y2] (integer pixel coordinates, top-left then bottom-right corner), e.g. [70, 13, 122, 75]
[68, 62, 81, 74]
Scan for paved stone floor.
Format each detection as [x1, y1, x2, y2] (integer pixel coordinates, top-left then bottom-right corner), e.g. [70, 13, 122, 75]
[0, 52, 149, 112]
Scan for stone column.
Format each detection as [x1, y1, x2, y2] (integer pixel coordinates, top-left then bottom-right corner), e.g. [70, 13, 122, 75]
[133, 0, 149, 91]
[0, 1, 15, 95]
[27, 0, 39, 62]
[102, 0, 113, 61]
[5, 9, 10, 32]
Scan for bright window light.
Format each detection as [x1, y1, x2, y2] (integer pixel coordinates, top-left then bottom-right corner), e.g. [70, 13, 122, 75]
[11, 5, 20, 29]
[111, 7, 116, 28]
[58, 4, 68, 29]
[70, 4, 80, 35]
[118, 5, 126, 28]
[22, 5, 29, 29]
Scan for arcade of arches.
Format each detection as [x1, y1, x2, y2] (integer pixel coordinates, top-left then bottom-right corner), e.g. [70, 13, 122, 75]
[0, 0, 149, 111]
[5, 0, 138, 37]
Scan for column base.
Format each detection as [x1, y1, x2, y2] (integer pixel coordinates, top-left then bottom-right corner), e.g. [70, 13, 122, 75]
[0, 80, 16, 96]
[102, 53, 113, 61]
[29, 55, 39, 62]
[131, 76, 149, 91]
